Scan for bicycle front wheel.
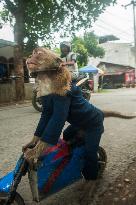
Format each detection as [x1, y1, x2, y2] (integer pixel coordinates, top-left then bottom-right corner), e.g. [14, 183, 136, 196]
[0, 192, 25, 205]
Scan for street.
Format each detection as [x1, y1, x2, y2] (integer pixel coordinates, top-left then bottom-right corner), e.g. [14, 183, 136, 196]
[0, 88, 136, 204]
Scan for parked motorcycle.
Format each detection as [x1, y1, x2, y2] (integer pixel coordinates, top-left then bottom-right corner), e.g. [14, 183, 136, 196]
[32, 74, 91, 112]
[32, 89, 43, 112]
[0, 136, 107, 205]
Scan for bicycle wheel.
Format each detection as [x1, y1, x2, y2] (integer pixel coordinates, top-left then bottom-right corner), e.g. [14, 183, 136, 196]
[82, 89, 91, 101]
[98, 146, 107, 177]
[32, 92, 42, 112]
[0, 192, 25, 205]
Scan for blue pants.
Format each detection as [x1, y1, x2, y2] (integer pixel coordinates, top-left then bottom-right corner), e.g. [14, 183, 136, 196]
[63, 125, 104, 180]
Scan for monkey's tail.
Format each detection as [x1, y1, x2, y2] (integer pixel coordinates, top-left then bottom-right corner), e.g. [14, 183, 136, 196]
[103, 110, 136, 119]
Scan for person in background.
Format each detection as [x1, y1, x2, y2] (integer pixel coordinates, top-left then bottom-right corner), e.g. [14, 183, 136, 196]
[60, 41, 79, 80]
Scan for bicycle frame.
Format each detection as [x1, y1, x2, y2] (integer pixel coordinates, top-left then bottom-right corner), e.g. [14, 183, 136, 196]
[0, 140, 86, 203]
[0, 155, 28, 204]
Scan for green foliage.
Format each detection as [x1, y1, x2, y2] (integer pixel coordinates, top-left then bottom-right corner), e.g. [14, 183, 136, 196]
[99, 35, 120, 44]
[0, 0, 117, 53]
[72, 37, 88, 68]
[92, 46, 105, 58]
[0, 9, 9, 23]
[72, 32, 105, 67]
[84, 32, 105, 57]
[53, 47, 61, 55]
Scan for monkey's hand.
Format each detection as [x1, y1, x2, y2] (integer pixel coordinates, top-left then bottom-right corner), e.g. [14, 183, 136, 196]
[22, 136, 39, 153]
[24, 140, 48, 162]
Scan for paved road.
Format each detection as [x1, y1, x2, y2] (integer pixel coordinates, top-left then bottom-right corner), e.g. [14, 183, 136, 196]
[0, 88, 136, 204]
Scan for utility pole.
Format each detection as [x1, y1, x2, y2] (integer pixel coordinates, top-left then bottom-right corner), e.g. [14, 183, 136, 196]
[123, 1, 136, 46]
[132, 1, 136, 47]
[122, 1, 136, 83]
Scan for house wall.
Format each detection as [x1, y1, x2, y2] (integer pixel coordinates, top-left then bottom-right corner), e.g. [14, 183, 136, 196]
[0, 83, 33, 103]
[0, 44, 32, 103]
[0, 46, 14, 59]
[88, 42, 136, 69]
[100, 43, 135, 68]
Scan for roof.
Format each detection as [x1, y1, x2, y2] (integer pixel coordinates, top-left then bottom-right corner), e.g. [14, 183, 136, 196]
[104, 69, 134, 76]
[104, 72, 124, 76]
[98, 61, 135, 69]
[0, 39, 16, 48]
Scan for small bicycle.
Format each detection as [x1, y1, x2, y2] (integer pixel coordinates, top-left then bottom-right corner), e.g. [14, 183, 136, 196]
[0, 138, 107, 205]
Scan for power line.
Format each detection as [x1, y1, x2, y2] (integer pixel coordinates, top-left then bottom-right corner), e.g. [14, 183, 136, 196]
[100, 11, 133, 31]
[98, 19, 133, 37]
[94, 26, 130, 42]
[122, 0, 136, 47]
[122, 1, 136, 82]
[94, 23, 133, 42]
[94, 21, 133, 39]
[106, 10, 133, 23]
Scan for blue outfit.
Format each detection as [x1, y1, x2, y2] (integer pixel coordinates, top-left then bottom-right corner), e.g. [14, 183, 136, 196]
[34, 84, 104, 180]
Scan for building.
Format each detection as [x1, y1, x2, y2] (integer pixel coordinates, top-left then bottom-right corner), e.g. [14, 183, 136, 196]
[89, 42, 136, 88]
[0, 39, 29, 83]
[0, 39, 32, 103]
[98, 62, 135, 88]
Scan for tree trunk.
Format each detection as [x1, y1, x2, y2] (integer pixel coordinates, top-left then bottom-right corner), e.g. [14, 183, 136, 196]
[14, 6, 25, 101]
[14, 45, 25, 101]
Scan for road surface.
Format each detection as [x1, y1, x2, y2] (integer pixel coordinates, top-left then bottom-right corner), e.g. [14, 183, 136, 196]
[0, 88, 136, 204]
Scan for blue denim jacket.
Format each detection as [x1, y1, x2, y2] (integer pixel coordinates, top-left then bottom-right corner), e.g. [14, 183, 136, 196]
[34, 84, 104, 145]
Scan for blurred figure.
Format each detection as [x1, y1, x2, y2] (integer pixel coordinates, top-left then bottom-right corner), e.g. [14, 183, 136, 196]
[60, 41, 79, 80]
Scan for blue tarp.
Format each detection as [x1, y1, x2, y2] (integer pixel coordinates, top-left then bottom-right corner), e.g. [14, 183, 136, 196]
[79, 65, 98, 73]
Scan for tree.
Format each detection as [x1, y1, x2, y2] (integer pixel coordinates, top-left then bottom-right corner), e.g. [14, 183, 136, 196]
[72, 37, 88, 67]
[99, 35, 120, 44]
[0, 0, 116, 100]
[84, 32, 105, 58]
[72, 32, 105, 67]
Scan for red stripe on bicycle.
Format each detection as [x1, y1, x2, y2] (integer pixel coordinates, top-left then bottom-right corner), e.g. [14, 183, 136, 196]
[44, 157, 69, 193]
